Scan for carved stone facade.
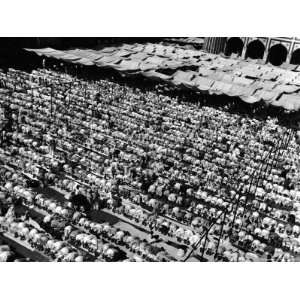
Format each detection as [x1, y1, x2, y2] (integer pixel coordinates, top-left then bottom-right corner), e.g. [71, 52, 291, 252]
[204, 37, 300, 66]
[203, 37, 227, 54]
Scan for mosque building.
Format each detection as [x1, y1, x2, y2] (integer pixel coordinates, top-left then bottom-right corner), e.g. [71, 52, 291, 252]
[203, 37, 300, 66]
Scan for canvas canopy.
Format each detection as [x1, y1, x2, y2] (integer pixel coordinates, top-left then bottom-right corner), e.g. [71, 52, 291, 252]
[24, 44, 300, 111]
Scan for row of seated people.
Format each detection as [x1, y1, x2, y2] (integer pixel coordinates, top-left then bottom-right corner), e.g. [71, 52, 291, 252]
[0, 206, 90, 262]
[0, 240, 31, 262]
[0, 68, 298, 253]
[0, 165, 177, 262]
[0, 67, 300, 261]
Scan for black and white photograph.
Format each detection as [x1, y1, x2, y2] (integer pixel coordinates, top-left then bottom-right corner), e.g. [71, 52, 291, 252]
[1, 1, 300, 299]
[1, 36, 300, 263]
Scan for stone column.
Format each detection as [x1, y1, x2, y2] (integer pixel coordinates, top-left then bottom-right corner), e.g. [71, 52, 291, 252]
[263, 38, 272, 63]
[203, 37, 227, 54]
[241, 37, 249, 59]
[286, 38, 296, 63]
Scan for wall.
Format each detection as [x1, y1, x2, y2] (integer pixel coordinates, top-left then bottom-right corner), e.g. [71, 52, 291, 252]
[224, 37, 300, 65]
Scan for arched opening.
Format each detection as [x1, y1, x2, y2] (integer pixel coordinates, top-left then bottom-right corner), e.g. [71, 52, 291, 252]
[290, 48, 300, 65]
[267, 44, 288, 66]
[225, 37, 244, 57]
[245, 40, 265, 59]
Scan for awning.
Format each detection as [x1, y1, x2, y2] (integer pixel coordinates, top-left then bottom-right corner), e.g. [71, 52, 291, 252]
[272, 94, 300, 111]
[273, 84, 300, 94]
[253, 89, 281, 102]
[172, 70, 196, 87]
[240, 67, 262, 78]
[141, 70, 171, 81]
[75, 58, 94, 66]
[95, 56, 122, 66]
[240, 95, 260, 104]
[143, 56, 166, 66]
[227, 84, 246, 97]
[198, 67, 215, 77]
[210, 81, 233, 95]
[113, 59, 141, 71]
[127, 52, 149, 61]
[232, 76, 254, 86]
[23, 44, 300, 112]
[192, 76, 215, 91]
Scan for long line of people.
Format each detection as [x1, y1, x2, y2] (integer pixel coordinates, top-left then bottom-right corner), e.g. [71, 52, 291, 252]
[0, 163, 175, 261]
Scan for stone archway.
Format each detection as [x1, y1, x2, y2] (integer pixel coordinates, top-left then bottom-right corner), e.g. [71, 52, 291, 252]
[267, 44, 288, 66]
[245, 40, 265, 59]
[225, 37, 244, 57]
[291, 48, 300, 65]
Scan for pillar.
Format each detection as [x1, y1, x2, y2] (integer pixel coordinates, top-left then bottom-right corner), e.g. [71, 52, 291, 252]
[241, 37, 249, 59]
[263, 38, 272, 63]
[286, 38, 296, 64]
[203, 37, 227, 54]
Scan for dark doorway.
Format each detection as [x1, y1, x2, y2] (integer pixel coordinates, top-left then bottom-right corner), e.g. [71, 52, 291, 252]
[225, 37, 244, 56]
[267, 44, 288, 66]
[290, 48, 300, 65]
[246, 40, 265, 59]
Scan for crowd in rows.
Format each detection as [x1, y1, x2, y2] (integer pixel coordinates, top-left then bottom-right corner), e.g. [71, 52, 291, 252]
[0, 240, 31, 262]
[0, 67, 300, 261]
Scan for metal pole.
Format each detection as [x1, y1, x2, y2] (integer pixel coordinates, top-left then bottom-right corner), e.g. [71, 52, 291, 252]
[236, 127, 292, 239]
[200, 231, 209, 260]
[214, 211, 227, 259]
[50, 84, 53, 121]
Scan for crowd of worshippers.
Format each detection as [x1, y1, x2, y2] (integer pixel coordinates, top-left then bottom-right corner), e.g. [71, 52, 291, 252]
[0, 67, 300, 262]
